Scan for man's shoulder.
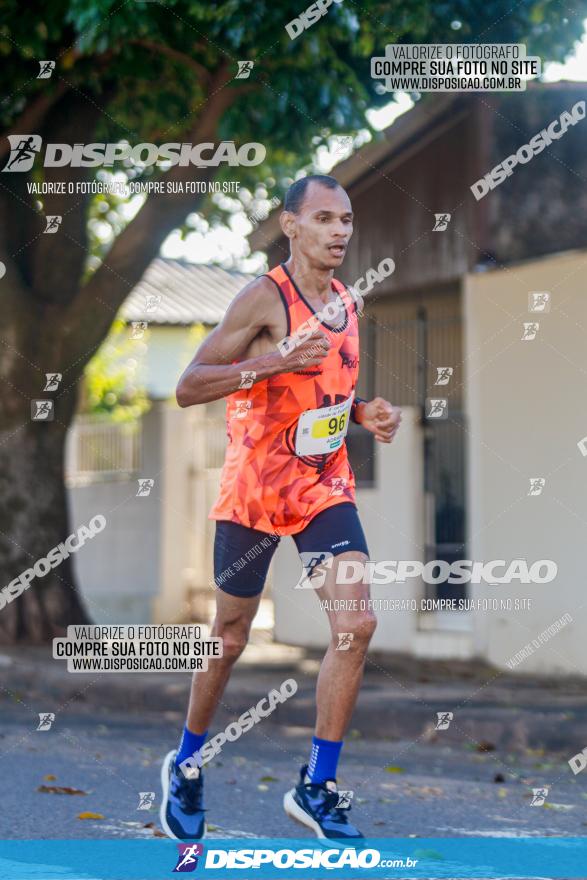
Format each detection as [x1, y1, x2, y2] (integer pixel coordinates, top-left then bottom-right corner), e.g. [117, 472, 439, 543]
[234, 272, 282, 308]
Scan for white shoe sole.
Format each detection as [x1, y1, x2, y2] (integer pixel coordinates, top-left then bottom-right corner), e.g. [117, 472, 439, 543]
[283, 788, 326, 838]
[159, 749, 207, 841]
[283, 788, 363, 849]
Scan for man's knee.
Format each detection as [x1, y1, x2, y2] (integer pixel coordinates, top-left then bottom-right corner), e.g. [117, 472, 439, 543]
[333, 611, 377, 648]
[215, 618, 251, 662]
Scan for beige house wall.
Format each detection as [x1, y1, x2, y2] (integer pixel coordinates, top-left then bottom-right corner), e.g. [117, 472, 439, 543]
[464, 249, 587, 676]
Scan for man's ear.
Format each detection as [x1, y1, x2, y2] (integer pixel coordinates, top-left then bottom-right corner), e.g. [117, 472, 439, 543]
[279, 210, 296, 240]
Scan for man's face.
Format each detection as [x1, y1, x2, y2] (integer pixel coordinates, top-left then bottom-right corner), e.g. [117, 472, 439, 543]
[283, 182, 353, 269]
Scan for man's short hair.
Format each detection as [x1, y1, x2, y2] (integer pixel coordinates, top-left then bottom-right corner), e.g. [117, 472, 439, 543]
[284, 174, 342, 214]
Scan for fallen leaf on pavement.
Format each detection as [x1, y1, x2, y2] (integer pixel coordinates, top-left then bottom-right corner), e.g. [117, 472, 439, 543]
[476, 741, 496, 752]
[259, 775, 278, 783]
[384, 766, 405, 773]
[43, 774, 57, 781]
[77, 812, 104, 820]
[38, 785, 86, 795]
[408, 785, 443, 797]
[143, 822, 167, 838]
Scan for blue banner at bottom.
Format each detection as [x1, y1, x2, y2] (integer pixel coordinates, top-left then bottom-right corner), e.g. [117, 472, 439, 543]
[1, 838, 586, 879]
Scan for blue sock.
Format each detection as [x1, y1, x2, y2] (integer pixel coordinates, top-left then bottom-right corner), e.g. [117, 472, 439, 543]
[175, 725, 208, 769]
[307, 736, 343, 784]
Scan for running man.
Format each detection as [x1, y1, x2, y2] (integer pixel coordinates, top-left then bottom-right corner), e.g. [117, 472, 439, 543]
[160, 174, 401, 842]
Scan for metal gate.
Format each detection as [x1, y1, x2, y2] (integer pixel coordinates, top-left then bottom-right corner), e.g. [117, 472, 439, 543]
[366, 289, 466, 602]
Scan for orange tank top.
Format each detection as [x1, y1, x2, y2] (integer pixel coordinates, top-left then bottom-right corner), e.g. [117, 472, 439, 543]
[208, 262, 360, 536]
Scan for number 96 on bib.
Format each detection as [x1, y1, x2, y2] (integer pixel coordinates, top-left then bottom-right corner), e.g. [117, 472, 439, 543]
[295, 396, 353, 456]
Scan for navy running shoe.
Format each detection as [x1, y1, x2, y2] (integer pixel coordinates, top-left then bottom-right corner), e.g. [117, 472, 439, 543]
[160, 749, 206, 840]
[283, 764, 363, 842]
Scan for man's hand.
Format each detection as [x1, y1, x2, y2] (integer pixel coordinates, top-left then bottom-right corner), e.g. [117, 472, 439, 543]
[274, 329, 331, 374]
[358, 397, 402, 443]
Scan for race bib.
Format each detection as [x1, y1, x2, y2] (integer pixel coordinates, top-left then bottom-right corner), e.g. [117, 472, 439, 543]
[295, 394, 354, 456]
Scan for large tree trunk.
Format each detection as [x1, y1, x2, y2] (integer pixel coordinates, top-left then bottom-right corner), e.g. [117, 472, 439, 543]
[0, 361, 90, 644]
[0, 64, 240, 643]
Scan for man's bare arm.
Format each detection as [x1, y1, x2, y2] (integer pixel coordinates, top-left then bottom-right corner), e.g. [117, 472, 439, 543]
[176, 277, 330, 407]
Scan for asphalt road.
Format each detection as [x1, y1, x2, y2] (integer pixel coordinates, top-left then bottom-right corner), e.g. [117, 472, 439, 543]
[2, 701, 586, 841]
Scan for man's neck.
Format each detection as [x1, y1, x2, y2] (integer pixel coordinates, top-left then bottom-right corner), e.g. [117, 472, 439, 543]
[284, 256, 334, 302]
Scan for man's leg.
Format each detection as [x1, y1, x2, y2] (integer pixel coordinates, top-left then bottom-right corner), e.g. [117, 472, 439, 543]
[313, 550, 375, 741]
[284, 504, 373, 840]
[176, 520, 279, 768]
[185, 588, 262, 735]
[161, 520, 278, 840]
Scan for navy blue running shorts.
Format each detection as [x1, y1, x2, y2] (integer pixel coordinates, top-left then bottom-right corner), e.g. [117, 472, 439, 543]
[213, 502, 369, 598]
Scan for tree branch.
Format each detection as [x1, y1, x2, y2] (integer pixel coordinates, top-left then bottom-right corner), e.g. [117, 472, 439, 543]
[31, 88, 115, 305]
[129, 39, 211, 88]
[60, 62, 240, 377]
[0, 82, 69, 163]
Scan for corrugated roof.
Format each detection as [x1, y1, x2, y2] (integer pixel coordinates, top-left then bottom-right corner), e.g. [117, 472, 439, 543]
[120, 258, 253, 325]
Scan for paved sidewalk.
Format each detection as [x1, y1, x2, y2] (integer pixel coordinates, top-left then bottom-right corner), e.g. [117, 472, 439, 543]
[2, 635, 587, 754]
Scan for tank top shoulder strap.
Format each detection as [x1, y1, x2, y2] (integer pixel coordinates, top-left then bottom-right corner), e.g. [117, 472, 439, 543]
[263, 264, 297, 308]
[331, 277, 357, 314]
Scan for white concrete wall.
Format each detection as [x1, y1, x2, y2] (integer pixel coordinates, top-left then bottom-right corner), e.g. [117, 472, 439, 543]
[68, 404, 163, 623]
[142, 326, 200, 400]
[464, 249, 587, 676]
[154, 400, 227, 624]
[273, 408, 425, 649]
